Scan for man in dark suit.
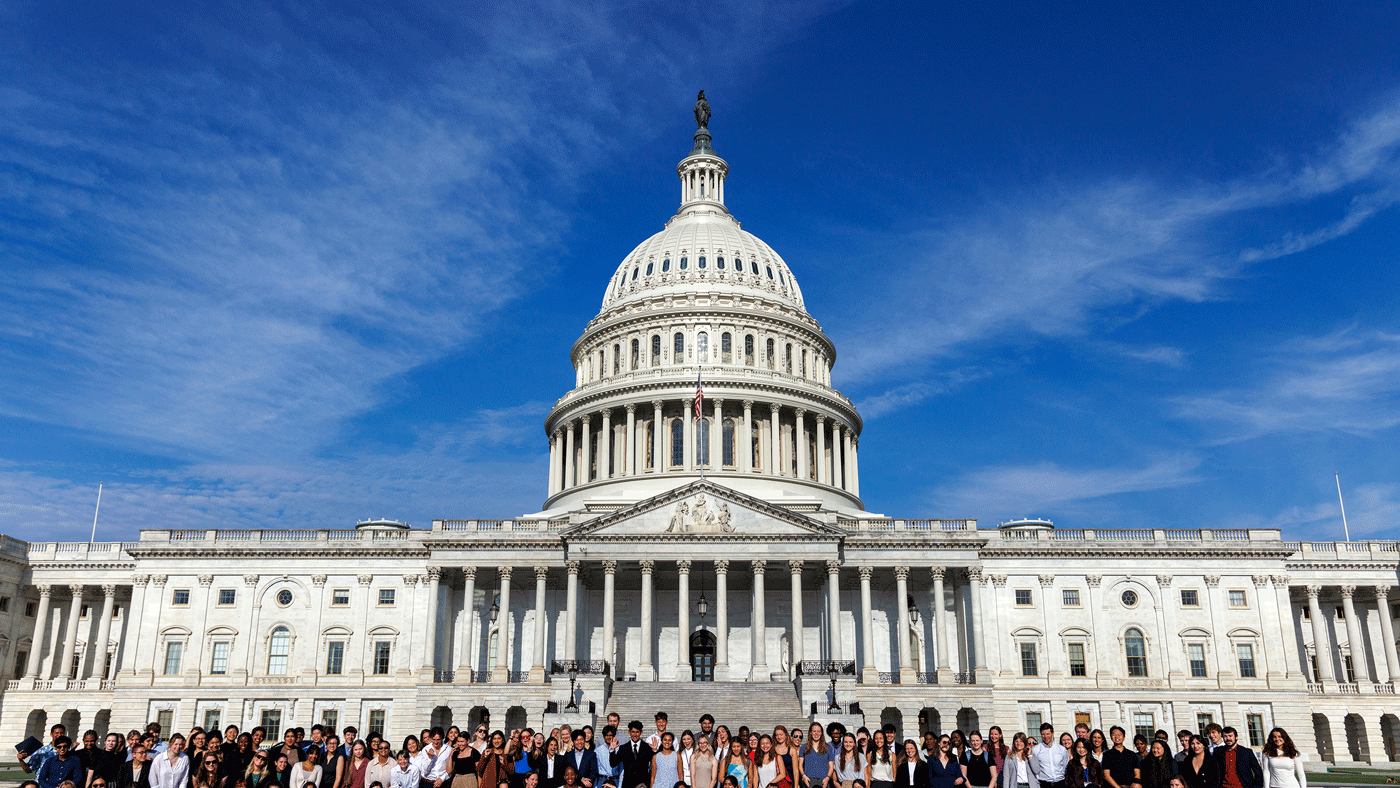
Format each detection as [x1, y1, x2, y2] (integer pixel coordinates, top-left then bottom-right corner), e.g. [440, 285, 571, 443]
[611, 722, 653, 788]
[566, 730, 599, 788]
[1210, 727, 1262, 788]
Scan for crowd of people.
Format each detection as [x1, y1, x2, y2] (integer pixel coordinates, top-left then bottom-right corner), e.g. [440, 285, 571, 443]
[14, 713, 1310, 788]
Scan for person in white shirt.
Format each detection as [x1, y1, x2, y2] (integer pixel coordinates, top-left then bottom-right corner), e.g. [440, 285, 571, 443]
[367, 740, 396, 788]
[1261, 729, 1306, 788]
[645, 715, 669, 753]
[392, 750, 425, 788]
[418, 730, 452, 788]
[149, 734, 189, 788]
[1028, 726, 1067, 788]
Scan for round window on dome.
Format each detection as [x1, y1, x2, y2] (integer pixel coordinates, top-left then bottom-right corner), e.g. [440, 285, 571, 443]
[646, 262, 654, 276]
[662, 258, 671, 272]
[717, 256, 725, 269]
[766, 266, 774, 279]
[680, 257, 688, 269]
[698, 256, 706, 269]
[277, 589, 293, 607]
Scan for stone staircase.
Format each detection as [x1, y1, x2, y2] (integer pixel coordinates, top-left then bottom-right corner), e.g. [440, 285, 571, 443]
[605, 681, 808, 735]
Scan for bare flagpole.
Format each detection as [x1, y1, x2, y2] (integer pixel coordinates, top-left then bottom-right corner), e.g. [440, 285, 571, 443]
[89, 482, 103, 544]
[1335, 473, 1351, 542]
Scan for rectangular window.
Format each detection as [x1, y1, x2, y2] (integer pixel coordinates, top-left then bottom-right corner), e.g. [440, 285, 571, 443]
[156, 709, 174, 735]
[261, 709, 282, 741]
[24, 601, 35, 617]
[1062, 589, 1081, 606]
[1245, 715, 1265, 748]
[1188, 644, 1208, 678]
[378, 589, 395, 606]
[14, 651, 27, 676]
[1335, 606, 1344, 620]
[1181, 589, 1199, 607]
[1310, 655, 1321, 683]
[0, 596, 10, 612]
[172, 589, 191, 606]
[163, 642, 183, 675]
[1229, 590, 1247, 607]
[203, 709, 222, 731]
[367, 709, 386, 736]
[1075, 712, 1092, 727]
[1015, 589, 1033, 606]
[373, 641, 392, 675]
[1025, 712, 1043, 732]
[218, 589, 236, 605]
[321, 710, 339, 732]
[70, 653, 80, 679]
[104, 652, 113, 677]
[333, 589, 350, 606]
[1344, 654, 1357, 683]
[1133, 713, 1155, 742]
[1301, 606, 1310, 620]
[80, 604, 90, 619]
[1236, 643, 1257, 678]
[326, 642, 345, 675]
[210, 642, 230, 675]
[1196, 714, 1214, 735]
[1020, 642, 1038, 676]
[1068, 643, 1087, 676]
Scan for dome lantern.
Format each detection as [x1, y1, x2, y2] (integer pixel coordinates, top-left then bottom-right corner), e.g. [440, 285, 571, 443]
[678, 89, 728, 215]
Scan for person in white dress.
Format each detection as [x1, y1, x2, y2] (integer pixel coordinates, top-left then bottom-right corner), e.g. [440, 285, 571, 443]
[1261, 729, 1305, 788]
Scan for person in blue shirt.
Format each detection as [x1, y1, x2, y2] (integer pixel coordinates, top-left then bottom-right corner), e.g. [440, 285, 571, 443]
[36, 737, 84, 788]
[20, 724, 69, 776]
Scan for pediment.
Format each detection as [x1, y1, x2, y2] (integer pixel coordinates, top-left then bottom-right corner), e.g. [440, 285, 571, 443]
[565, 480, 844, 541]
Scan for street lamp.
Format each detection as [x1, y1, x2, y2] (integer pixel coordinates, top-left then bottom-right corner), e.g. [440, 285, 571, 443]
[909, 603, 920, 626]
[565, 662, 580, 711]
[489, 596, 499, 624]
[697, 591, 709, 621]
[827, 663, 840, 711]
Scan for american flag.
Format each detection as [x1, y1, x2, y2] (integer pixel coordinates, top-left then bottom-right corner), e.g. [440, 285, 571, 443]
[693, 370, 704, 420]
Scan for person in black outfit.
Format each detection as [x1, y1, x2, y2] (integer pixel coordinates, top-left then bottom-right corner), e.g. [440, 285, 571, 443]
[611, 722, 653, 788]
[1176, 736, 1214, 788]
[894, 741, 927, 788]
[116, 745, 152, 788]
[1208, 729, 1261, 788]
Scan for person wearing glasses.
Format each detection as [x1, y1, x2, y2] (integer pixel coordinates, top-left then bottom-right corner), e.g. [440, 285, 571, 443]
[470, 730, 490, 757]
[117, 746, 151, 788]
[36, 738, 84, 788]
[245, 752, 274, 788]
[368, 743, 396, 788]
[194, 750, 227, 788]
[320, 738, 344, 788]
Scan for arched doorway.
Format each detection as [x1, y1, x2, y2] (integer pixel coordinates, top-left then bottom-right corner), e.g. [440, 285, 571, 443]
[690, 630, 716, 682]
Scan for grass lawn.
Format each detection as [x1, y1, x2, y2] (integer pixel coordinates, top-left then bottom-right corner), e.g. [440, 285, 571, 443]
[1309, 770, 1400, 784]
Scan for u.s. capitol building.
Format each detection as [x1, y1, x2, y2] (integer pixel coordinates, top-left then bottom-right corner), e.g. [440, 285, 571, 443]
[2, 102, 1398, 768]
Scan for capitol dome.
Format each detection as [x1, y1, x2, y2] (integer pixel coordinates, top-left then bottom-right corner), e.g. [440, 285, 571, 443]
[536, 95, 866, 517]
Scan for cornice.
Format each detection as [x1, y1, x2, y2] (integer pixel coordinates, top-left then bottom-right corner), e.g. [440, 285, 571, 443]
[122, 546, 431, 559]
[576, 303, 833, 359]
[980, 545, 1298, 559]
[1284, 561, 1400, 571]
[25, 562, 137, 571]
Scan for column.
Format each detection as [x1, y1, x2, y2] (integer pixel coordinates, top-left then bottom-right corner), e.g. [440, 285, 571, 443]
[967, 568, 988, 680]
[602, 561, 617, 676]
[843, 430, 854, 495]
[715, 560, 729, 680]
[1251, 575, 1283, 682]
[88, 585, 118, 680]
[1204, 575, 1231, 680]
[741, 401, 753, 473]
[683, 399, 694, 472]
[639, 560, 655, 680]
[850, 437, 860, 497]
[548, 433, 559, 495]
[1085, 576, 1110, 681]
[492, 568, 512, 682]
[455, 567, 477, 683]
[530, 566, 548, 683]
[625, 405, 637, 476]
[564, 422, 576, 490]
[564, 561, 580, 661]
[1271, 576, 1302, 679]
[710, 399, 723, 470]
[24, 585, 52, 679]
[120, 576, 148, 677]
[858, 567, 877, 682]
[580, 416, 592, 483]
[1340, 586, 1372, 683]
[600, 410, 612, 479]
[751, 561, 768, 680]
[652, 401, 664, 473]
[58, 585, 83, 680]
[931, 568, 951, 681]
[815, 415, 828, 485]
[422, 568, 441, 674]
[896, 567, 913, 682]
[795, 409, 808, 480]
[832, 423, 844, 489]
[1373, 586, 1400, 684]
[676, 561, 691, 681]
[1306, 586, 1335, 682]
[789, 561, 804, 674]
[827, 561, 842, 660]
[768, 404, 781, 476]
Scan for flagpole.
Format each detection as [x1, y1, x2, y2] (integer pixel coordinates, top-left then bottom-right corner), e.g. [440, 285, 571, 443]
[1336, 472, 1351, 542]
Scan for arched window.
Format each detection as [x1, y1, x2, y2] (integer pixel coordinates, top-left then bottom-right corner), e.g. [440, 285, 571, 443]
[662, 258, 671, 272]
[717, 256, 725, 269]
[751, 420, 763, 471]
[268, 627, 290, 675]
[778, 270, 785, 286]
[745, 335, 754, 366]
[680, 256, 689, 270]
[801, 348, 808, 377]
[698, 256, 707, 269]
[766, 339, 775, 370]
[785, 344, 792, 374]
[1125, 628, 1148, 677]
[631, 339, 639, 370]
[613, 344, 620, 375]
[589, 433, 599, 481]
[646, 262, 654, 276]
[722, 419, 736, 467]
[751, 261, 760, 275]
[644, 421, 654, 470]
[651, 335, 661, 367]
[696, 418, 709, 467]
[808, 433, 817, 479]
[487, 629, 499, 666]
[598, 350, 605, 379]
[631, 267, 639, 281]
[767, 266, 775, 279]
[698, 332, 709, 363]
[674, 333, 685, 363]
[721, 333, 732, 363]
[670, 419, 684, 468]
[587, 355, 593, 380]
[734, 258, 742, 272]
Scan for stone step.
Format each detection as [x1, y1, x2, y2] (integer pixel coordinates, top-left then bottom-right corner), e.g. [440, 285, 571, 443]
[605, 682, 807, 734]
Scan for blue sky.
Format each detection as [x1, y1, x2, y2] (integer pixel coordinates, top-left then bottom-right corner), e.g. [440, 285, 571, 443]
[3, 1, 1400, 542]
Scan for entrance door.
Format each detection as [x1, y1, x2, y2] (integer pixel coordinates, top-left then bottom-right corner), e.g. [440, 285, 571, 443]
[690, 630, 716, 682]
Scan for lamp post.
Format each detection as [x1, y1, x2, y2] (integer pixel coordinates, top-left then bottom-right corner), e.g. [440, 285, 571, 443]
[565, 662, 579, 710]
[489, 596, 500, 624]
[698, 591, 709, 622]
[827, 663, 840, 711]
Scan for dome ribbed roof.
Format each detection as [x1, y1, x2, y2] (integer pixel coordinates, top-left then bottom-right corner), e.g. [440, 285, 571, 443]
[600, 211, 805, 312]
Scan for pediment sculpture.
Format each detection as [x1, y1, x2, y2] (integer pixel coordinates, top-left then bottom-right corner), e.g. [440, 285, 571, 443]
[664, 494, 734, 533]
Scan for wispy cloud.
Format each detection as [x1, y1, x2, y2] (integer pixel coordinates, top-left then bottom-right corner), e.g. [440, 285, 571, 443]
[842, 93, 1400, 412]
[1265, 481, 1400, 540]
[1174, 329, 1400, 440]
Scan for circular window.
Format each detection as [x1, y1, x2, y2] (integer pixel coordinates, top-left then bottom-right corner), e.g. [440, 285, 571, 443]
[1121, 589, 1138, 607]
[277, 589, 293, 606]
